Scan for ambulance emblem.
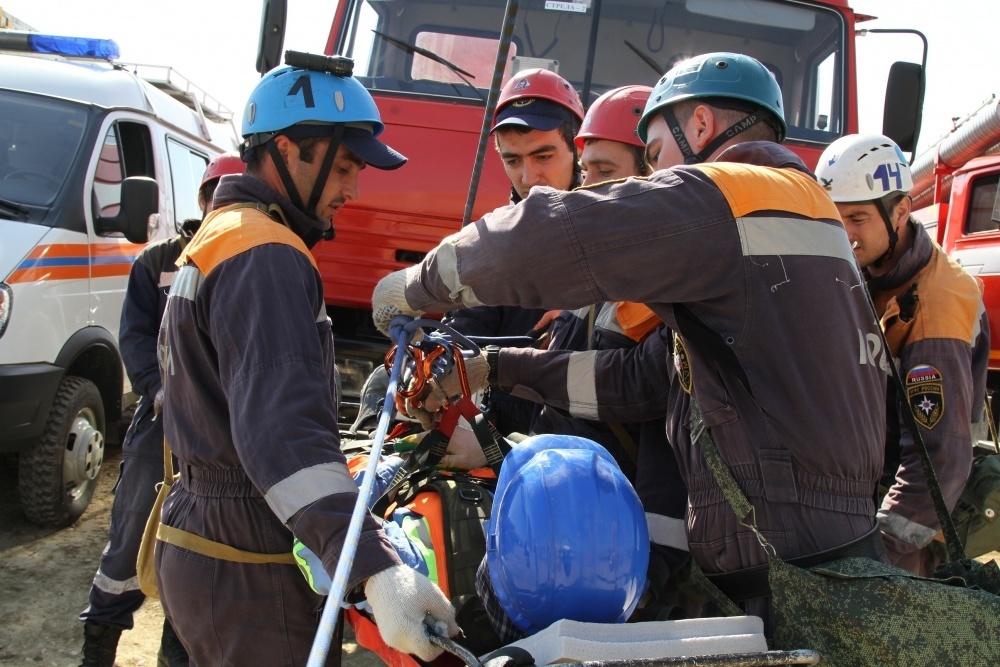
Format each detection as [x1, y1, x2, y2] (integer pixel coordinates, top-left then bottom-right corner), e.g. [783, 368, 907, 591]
[906, 364, 944, 430]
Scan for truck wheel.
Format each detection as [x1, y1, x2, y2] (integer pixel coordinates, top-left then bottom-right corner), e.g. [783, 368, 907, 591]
[18, 376, 106, 527]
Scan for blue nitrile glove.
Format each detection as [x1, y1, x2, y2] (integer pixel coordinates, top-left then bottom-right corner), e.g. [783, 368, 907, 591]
[352, 455, 428, 575]
[352, 455, 406, 506]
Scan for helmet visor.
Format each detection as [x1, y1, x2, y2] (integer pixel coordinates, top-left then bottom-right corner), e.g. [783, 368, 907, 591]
[341, 129, 407, 171]
[491, 98, 577, 133]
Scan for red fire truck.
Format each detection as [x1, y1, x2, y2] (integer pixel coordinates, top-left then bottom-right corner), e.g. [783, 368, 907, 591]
[258, 0, 925, 420]
[911, 97, 1000, 424]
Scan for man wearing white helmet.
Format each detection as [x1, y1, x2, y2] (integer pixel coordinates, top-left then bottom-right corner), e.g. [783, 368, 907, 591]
[155, 58, 457, 664]
[816, 134, 990, 576]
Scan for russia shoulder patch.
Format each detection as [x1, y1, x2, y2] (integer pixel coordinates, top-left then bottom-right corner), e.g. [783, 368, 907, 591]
[905, 364, 944, 430]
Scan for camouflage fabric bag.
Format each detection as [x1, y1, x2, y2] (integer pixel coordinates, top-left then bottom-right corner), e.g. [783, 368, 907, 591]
[769, 554, 1000, 665]
[951, 453, 1000, 558]
[689, 394, 1000, 666]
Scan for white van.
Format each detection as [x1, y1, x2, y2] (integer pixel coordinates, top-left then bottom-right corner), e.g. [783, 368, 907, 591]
[0, 31, 237, 526]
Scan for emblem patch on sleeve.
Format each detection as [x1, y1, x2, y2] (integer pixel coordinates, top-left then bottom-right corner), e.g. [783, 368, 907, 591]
[673, 332, 693, 394]
[905, 364, 944, 429]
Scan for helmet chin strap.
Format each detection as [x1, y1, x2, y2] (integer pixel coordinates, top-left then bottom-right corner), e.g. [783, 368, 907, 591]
[871, 195, 900, 269]
[307, 125, 345, 242]
[659, 106, 769, 165]
[266, 125, 346, 243]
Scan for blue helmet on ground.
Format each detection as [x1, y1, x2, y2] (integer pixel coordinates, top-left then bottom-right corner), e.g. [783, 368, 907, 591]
[487, 435, 649, 635]
[637, 52, 786, 148]
[240, 63, 405, 170]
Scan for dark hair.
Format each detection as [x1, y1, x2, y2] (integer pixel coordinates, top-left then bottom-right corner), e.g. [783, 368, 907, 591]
[671, 99, 779, 143]
[494, 120, 581, 155]
[630, 145, 651, 176]
[245, 135, 324, 175]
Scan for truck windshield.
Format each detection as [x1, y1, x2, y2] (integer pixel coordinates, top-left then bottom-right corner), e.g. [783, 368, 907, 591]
[0, 89, 89, 209]
[337, 0, 845, 144]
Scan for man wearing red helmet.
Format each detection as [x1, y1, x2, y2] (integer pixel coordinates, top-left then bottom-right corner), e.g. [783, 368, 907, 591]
[444, 68, 586, 436]
[77, 153, 245, 667]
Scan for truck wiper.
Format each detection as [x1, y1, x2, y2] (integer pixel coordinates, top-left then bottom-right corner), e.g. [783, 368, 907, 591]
[371, 30, 486, 103]
[624, 40, 665, 77]
[0, 196, 29, 221]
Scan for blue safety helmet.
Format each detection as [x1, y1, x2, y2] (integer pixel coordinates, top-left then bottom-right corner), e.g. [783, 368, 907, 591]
[241, 64, 405, 170]
[637, 52, 786, 160]
[487, 435, 649, 635]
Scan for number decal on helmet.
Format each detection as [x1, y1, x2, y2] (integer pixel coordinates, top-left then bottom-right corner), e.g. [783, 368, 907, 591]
[287, 74, 315, 109]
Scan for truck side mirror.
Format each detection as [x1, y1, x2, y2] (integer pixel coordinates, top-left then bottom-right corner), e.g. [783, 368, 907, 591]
[257, 0, 287, 75]
[96, 176, 159, 244]
[882, 61, 925, 153]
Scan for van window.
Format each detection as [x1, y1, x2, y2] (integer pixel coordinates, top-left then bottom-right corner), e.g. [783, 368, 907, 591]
[92, 121, 154, 219]
[166, 139, 210, 233]
[965, 172, 1000, 235]
[0, 89, 88, 207]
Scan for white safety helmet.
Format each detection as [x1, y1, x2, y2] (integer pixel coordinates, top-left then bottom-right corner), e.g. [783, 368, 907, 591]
[815, 134, 913, 203]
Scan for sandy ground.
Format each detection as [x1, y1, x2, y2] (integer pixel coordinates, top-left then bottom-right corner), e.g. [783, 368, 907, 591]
[0, 446, 381, 667]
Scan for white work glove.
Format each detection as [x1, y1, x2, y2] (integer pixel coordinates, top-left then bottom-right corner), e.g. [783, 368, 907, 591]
[372, 270, 422, 338]
[364, 564, 460, 661]
[403, 352, 490, 429]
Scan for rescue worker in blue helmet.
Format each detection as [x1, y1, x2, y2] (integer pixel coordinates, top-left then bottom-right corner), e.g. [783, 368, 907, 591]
[155, 57, 458, 665]
[373, 52, 891, 633]
[815, 134, 990, 576]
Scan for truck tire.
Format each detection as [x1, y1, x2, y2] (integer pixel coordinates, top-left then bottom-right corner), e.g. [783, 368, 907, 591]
[18, 376, 106, 527]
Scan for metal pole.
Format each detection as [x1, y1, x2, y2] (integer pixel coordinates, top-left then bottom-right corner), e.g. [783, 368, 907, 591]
[462, 0, 521, 227]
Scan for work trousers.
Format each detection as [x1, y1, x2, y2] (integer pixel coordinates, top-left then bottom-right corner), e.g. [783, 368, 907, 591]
[79, 400, 162, 629]
[155, 467, 336, 666]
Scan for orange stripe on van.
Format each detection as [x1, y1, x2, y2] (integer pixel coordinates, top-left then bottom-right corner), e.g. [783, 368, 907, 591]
[91, 264, 133, 279]
[8, 266, 90, 283]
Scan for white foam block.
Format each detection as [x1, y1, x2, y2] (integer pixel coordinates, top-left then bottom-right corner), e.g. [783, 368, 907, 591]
[501, 617, 768, 665]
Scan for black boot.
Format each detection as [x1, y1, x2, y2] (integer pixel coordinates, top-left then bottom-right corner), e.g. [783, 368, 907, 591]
[79, 622, 121, 667]
[157, 618, 190, 667]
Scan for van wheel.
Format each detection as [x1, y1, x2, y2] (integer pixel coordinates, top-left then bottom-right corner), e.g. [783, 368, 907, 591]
[18, 376, 106, 527]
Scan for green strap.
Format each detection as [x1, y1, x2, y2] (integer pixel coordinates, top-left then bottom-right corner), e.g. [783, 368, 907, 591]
[689, 398, 754, 522]
[688, 559, 744, 617]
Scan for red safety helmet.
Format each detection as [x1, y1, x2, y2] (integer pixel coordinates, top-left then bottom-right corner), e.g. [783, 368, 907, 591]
[200, 152, 246, 190]
[491, 68, 585, 132]
[575, 85, 653, 150]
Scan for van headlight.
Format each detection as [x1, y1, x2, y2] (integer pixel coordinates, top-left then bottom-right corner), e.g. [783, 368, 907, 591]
[0, 283, 11, 340]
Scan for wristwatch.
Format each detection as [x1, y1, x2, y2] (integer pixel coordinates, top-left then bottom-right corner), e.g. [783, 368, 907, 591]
[485, 345, 501, 387]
